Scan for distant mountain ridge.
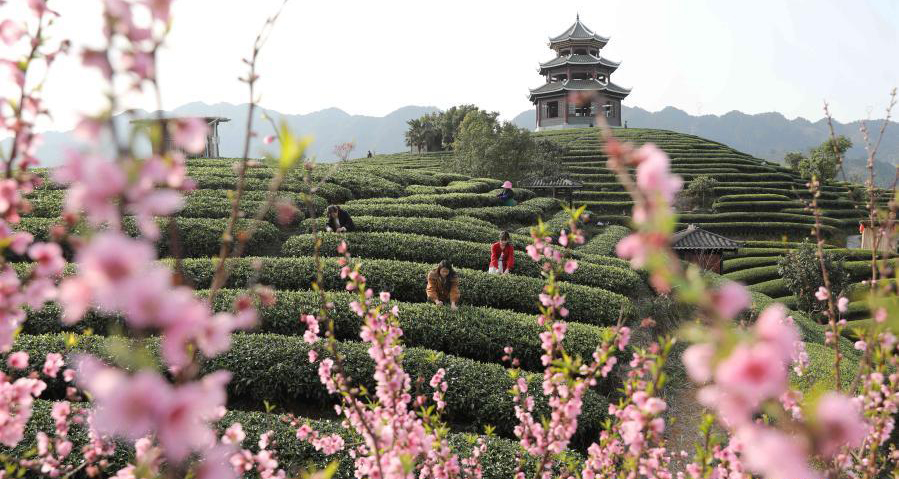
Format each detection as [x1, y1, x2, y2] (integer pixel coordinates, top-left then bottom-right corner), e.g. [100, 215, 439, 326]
[19, 102, 440, 167]
[18, 102, 898, 183]
[512, 106, 898, 185]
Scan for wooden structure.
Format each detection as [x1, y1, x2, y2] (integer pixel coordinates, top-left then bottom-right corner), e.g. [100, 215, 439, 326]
[131, 116, 230, 159]
[671, 224, 742, 273]
[520, 176, 583, 208]
[859, 221, 898, 254]
[529, 15, 631, 130]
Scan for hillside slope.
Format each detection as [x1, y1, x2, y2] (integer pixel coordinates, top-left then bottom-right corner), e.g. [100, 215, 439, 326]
[535, 127, 875, 243]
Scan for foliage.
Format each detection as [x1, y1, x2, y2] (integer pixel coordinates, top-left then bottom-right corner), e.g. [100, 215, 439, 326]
[450, 111, 557, 183]
[784, 151, 805, 171]
[777, 240, 850, 315]
[684, 174, 719, 210]
[799, 135, 853, 181]
[404, 105, 488, 152]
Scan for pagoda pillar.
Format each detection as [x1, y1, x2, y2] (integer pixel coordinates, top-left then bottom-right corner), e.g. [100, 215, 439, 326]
[563, 98, 568, 125]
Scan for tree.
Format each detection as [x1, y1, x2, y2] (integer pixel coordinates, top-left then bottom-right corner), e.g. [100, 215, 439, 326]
[798, 135, 852, 181]
[451, 110, 555, 182]
[405, 105, 492, 153]
[777, 240, 849, 317]
[784, 151, 805, 171]
[438, 104, 482, 147]
[684, 175, 719, 210]
[404, 115, 442, 153]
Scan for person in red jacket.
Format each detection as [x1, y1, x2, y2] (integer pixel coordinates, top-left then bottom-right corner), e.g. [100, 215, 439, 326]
[489, 230, 514, 274]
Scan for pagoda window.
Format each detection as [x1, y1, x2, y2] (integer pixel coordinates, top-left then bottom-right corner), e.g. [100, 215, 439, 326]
[560, 49, 570, 56]
[604, 101, 615, 118]
[572, 72, 590, 80]
[574, 48, 587, 55]
[552, 74, 567, 82]
[546, 101, 559, 118]
[597, 73, 607, 83]
[574, 103, 592, 117]
[590, 49, 598, 56]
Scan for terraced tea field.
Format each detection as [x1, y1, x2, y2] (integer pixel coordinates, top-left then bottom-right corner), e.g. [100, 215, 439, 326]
[535, 127, 879, 242]
[8, 128, 868, 474]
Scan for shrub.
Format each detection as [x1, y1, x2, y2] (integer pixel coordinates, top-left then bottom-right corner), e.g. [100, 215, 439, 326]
[9, 333, 610, 443]
[456, 197, 561, 225]
[339, 203, 457, 219]
[281, 232, 642, 293]
[25, 289, 619, 374]
[298, 215, 527, 246]
[683, 174, 718, 209]
[777, 241, 850, 315]
[171, 256, 633, 325]
[722, 265, 782, 285]
[16, 400, 547, 479]
[580, 225, 632, 257]
[14, 217, 280, 258]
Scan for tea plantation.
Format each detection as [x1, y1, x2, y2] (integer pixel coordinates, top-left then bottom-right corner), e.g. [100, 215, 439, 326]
[8, 128, 872, 475]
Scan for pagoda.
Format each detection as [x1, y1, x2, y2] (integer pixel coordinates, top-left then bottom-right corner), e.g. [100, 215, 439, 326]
[529, 15, 630, 129]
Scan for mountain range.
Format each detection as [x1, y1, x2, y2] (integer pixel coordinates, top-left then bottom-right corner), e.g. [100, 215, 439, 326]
[15, 102, 898, 185]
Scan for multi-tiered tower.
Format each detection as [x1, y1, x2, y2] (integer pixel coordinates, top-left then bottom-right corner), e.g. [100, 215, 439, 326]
[529, 15, 630, 129]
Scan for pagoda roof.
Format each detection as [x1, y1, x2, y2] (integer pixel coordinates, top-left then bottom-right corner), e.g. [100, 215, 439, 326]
[539, 54, 620, 73]
[528, 79, 631, 101]
[549, 16, 609, 47]
[671, 225, 742, 251]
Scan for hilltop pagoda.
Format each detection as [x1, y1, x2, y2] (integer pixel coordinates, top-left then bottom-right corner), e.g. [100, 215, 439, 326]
[529, 15, 630, 129]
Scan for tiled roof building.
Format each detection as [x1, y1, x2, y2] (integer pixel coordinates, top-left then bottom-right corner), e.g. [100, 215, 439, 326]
[529, 15, 631, 130]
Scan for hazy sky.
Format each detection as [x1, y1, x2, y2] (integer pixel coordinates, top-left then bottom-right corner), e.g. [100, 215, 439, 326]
[15, 0, 899, 131]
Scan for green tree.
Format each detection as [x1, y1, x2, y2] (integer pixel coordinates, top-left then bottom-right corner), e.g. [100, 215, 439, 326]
[451, 110, 553, 182]
[438, 104, 482, 147]
[684, 175, 719, 210]
[404, 115, 442, 153]
[799, 135, 852, 181]
[784, 151, 805, 171]
[776, 240, 849, 317]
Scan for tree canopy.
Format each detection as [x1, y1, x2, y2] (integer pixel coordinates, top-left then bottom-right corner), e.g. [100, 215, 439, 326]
[450, 110, 562, 182]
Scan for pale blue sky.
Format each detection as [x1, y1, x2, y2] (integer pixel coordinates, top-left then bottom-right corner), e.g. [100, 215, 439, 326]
[11, 0, 899, 130]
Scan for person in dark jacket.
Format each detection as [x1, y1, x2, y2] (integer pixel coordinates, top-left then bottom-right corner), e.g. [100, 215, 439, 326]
[326, 205, 355, 233]
[489, 230, 514, 274]
[497, 181, 517, 206]
[426, 260, 459, 310]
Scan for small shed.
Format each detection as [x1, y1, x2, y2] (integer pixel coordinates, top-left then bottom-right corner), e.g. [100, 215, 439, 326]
[519, 176, 584, 208]
[130, 116, 230, 159]
[671, 224, 742, 273]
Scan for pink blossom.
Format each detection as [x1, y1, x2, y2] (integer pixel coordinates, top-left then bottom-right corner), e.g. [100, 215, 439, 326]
[874, 307, 887, 323]
[814, 286, 829, 301]
[42, 353, 64, 378]
[737, 425, 818, 479]
[564, 260, 578, 274]
[308, 350, 318, 363]
[81, 49, 112, 79]
[169, 118, 209, 154]
[0, 20, 24, 46]
[837, 296, 849, 313]
[9, 232, 33, 255]
[28, 242, 65, 277]
[7, 351, 28, 370]
[263, 135, 276, 144]
[380, 291, 391, 303]
[814, 392, 867, 457]
[616, 326, 631, 350]
[754, 304, 800, 362]
[222, 423, 246, 445]
[682, 343, 714, 383]
[616, 234, 649, 268]
[58, 277, 93, 325]
[853, 340, 866, 351]
[715, 343, 787, 406]
[634, 144, 682, 203]
[123, 50, 155, 79]
[711, 282, 751, 319]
